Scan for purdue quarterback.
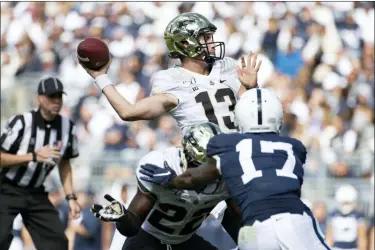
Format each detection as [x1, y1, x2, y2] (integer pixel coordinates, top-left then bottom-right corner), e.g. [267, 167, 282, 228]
[79, 12, 262, 133]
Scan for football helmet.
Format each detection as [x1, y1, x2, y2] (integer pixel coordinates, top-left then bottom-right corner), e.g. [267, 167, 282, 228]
[164, 12, 225, 64]
[335, 184, 358, 215]
[234, 88, 283, 134]
[182, 122, 221, 169]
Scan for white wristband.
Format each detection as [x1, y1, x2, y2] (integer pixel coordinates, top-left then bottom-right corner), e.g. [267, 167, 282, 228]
[95, 74, 113, 91]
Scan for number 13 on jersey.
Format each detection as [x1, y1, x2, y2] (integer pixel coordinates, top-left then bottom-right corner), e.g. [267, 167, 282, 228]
[195, 88, 237, 131]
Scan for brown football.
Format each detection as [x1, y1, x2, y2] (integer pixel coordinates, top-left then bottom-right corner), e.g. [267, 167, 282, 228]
[77, 38, 110, 70]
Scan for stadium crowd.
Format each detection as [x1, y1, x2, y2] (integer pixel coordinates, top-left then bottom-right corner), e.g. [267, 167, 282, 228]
[1, 2, 374, 250]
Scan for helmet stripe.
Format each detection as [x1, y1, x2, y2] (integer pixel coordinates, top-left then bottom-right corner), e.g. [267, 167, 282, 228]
[257, 88, 262, 125]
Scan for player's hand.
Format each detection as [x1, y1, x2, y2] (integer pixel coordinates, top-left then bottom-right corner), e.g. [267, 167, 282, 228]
[79, 57, 112, 79]
[139, 162, 177, 188]
[90, 194, 126, 222]
[236, 51, 262, 89]
[35, 145, 61, 165]
[68, 199, 81, 219]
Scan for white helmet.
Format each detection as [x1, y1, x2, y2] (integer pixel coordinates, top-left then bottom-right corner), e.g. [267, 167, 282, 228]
[335, 184, 358, 215]
[235, 88, 283, 134]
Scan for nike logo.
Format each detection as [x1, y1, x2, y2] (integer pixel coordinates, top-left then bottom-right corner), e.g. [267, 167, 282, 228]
[220, 79, 226, 83]
[154, 171, 171, 177]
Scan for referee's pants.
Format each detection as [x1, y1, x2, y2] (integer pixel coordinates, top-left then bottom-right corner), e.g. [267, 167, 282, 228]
[0, 179, 68, 250]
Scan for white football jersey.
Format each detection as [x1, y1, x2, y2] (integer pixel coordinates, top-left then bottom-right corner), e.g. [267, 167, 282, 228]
[136, 147, 229, 244]
[151, 57, 241, 133]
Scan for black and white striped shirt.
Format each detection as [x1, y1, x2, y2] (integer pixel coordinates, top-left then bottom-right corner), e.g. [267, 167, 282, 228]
[0, 108, 79, 188]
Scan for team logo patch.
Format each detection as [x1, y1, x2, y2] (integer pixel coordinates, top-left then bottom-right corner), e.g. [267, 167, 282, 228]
[183, 77, 196, 85]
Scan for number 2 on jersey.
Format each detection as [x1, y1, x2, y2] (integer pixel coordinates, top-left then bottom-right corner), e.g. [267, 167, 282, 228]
[195, 88, 237, 130]
[148, 203, 215, 235]
[237, 139, 298, 185]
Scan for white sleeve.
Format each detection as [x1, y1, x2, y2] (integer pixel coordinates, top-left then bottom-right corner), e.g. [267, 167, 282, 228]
[150, 71, 189, 106]
[136, 151, 167, 198]
[220, 57, 242, 96]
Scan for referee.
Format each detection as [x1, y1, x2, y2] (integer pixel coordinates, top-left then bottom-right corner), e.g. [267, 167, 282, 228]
[0, 76, 81, 250]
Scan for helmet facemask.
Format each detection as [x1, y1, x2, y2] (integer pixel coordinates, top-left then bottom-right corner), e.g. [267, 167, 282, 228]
[187, 30, 224, 64]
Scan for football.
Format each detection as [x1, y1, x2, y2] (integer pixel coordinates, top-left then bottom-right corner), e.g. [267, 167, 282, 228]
[77, 38, 110, 70]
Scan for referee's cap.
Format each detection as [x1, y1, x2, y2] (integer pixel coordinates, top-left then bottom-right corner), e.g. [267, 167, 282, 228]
[37, 76, 66, 96]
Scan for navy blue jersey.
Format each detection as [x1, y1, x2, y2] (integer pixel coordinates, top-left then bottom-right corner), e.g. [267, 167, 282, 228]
[207, 132, 308, 225]
[328, 210, 365, 249]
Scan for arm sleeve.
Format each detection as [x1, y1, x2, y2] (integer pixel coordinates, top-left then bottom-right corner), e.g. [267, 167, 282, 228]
[63, 121, 79, 159]
[220, 57, 242, 96]
[0, 115, 25, 153]
[150, 71, 188, 107]
[115, 210, 141, 237]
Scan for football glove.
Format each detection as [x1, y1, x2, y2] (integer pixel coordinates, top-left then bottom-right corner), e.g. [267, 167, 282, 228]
[139, 161, 177, 188]
[91, 194, 126, 222]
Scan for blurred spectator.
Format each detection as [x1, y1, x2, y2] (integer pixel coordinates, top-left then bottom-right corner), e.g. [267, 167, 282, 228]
[72, 189, 102, 250]
[103, 122, 137, 151]
[127, 52, 151, 93]
[155, 115, 181, 149]
[320, 116, 353, 177]
[48, 187, 70, 231]
[275, 40, 305, 78]
[72, 85, 100, 123]
[312, 201, 328, 235]
[262, 18, 280, 61]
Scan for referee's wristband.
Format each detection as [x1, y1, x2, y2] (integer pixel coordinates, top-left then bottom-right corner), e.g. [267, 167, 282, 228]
[32, 152, 37, 162]
[95, 74, 113, 91]
[65, 194, 77, 201]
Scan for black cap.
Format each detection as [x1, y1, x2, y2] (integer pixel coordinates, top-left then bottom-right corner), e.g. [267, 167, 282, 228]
[38, 76, 66, 96]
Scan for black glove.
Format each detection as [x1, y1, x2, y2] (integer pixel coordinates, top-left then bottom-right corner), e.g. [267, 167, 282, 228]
[90, 194, 126, 222]
[139, 161, 177, 188]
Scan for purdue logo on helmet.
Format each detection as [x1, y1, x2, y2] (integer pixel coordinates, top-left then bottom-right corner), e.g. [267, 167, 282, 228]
[182, 122, 221, 167]
[164, 12, 225, 64]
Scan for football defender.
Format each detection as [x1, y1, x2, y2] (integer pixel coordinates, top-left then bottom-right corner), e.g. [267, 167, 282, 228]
[142, 88, 332, 250]
[79, 12, 261, 134]
[91, 122, 241, 250]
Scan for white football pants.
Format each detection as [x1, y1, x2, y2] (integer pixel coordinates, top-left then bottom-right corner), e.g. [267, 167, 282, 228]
[109, 229, 126, 250]
[238, 212, 331, 250]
